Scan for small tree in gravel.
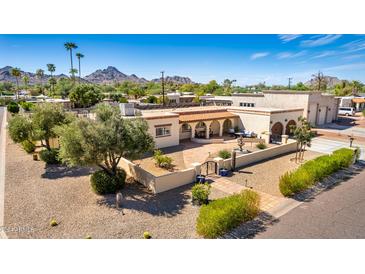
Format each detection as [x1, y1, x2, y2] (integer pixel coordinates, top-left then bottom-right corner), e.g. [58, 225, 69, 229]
[291, 116, 315, 162]
[56, 103, 155, 178]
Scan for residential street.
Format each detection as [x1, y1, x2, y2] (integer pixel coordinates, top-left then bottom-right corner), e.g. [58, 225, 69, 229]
[255, 164, 365, 239]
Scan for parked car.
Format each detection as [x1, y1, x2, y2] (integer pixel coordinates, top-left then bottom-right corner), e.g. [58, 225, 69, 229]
[338, 107, 355, 116]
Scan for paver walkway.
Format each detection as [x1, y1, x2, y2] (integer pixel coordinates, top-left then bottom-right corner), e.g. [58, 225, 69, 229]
[209, 175, 287, 212]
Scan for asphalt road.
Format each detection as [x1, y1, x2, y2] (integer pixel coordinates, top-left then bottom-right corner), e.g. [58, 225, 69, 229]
[255, 165, 365, 239]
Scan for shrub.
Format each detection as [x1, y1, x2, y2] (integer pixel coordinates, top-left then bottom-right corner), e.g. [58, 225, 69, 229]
[218, 149, 231, 159]
[21, 140, 35, 153]
[196, 190, 260, 238]
[362, 109, 365, 117]
[143, 231, 152, 239]
[256, 142, 267, 150]
[7, 102, 19, 114]
[90, 169, 126, 195]
[279, 148, 355, 197]
[39, 149, 60, 164]
[50, 219, 58, 227]
[192, 183, 211, 205]
[19, 101, 34, 111]
[153, 150, 173, 169]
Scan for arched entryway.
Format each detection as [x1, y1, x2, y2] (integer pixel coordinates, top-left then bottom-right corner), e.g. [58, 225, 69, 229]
[180, 123, 192, 140]
[271, 122, 283, 142]
[195, 121, 207, 138]
[223, 119, 233, 133]
[285, 120, 296, 136]
[210, 120, 220, 136]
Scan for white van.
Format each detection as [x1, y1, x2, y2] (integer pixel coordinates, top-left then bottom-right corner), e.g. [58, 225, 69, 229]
[338, 107, 355, 116]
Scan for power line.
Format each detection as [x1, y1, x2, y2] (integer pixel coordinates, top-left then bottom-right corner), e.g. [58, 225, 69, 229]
[288, 77, 293, 89]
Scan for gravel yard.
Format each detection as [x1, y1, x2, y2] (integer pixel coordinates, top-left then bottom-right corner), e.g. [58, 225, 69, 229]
[4, 134, 202, 239]
[226, 150, 323, 197]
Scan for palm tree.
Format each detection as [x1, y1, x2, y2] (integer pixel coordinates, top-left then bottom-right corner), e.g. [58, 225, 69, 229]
[48, 78, 57, 97]
[47, 64, 56, 77]
[75, 53, 84, 83]
[36, 69, 45, 94]
[69, 68, 78, 83]
[22, 75, 29, 89]
[64, 42, 78, 78]
[11, 67, 21, 99]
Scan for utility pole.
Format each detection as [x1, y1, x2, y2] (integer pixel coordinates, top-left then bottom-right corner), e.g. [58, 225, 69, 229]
[288, 77, 292, 89]
[161, 71, 165, 107]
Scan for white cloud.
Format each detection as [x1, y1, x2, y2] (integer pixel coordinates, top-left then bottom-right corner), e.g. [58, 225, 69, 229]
[301, 34, 342, 47]
[324, 62, 365, 72]
[278, 34, 302, 43]
[276, 50, 307, 59]
[342, 54, 365, 60]
[342, 39, 365, 52]
[311, 51, 337, 59]
[250, 52, 269, 60]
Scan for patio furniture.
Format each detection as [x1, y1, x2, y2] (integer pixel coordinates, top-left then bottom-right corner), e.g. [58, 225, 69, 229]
[195, 174, 206, 183]
[228, 128, 235, 137]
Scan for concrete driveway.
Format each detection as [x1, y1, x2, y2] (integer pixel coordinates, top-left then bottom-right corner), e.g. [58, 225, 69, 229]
[308, 137, 365, 160]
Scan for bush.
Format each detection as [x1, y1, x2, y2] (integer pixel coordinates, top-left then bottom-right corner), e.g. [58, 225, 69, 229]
[192, 183, 211, 205]
[196, 190, 260, 238]
[256, 142, 267, 150]
[19, 101, 34, 111]
[21, 140, 35, 153]
[279, 148, 355, 197]
[7, 102, 19, 114]
[153, 150, 173, 169]
[218, 149, 231, 159]
[39, 149, 60, 164]
[90, 169, 126, 195]
[143, 231, 152, 239]
[50, 219, 58, 227]
[362, 109, 365, 117]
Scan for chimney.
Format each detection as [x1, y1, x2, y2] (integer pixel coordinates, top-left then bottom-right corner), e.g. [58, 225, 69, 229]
[119, 103, 135, 116]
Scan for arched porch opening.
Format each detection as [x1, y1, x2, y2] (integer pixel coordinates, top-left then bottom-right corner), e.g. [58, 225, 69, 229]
[223, 119, 233, 134]
[285, 120, 296, 136]
[271, 122, 283, 142]
[209, 120, 220, 136]
[194, 121, 207, 138]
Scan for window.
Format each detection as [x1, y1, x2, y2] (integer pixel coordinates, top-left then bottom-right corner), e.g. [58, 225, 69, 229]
[239, 102, 255, 107]
[156, 126, 171, 137]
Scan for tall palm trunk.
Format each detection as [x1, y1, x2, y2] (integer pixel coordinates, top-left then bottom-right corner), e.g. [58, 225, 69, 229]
[78, 58, 81, 84]
[70, 49, 74, 77]
[15, 77, 19, 99]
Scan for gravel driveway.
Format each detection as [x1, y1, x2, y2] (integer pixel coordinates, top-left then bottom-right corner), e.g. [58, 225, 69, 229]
[4, 134, 201, 239]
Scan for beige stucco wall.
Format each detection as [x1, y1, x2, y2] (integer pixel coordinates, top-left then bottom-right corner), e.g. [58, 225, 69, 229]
[154, 168, 196, 193]
[229, 110, 271, 137]
[270, 110, 303, 135]
[146, 116, 180, 148]
[222, 140, 298, 170]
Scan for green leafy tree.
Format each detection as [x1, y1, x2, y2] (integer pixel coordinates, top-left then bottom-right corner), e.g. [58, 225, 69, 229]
[47, 64, 56, 94]
[68, 84, 103, 108]
[56, 103, 155, 177]
[11, 67, 21, 99]
[8, 114, 33, 143]
[48, 78, 57, 96]
[55, 77, 74, 98]
[290, 116, 315, 162]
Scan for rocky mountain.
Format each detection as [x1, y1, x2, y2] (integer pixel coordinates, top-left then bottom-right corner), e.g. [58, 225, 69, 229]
[305, 75, 343, 89]
[0, 66, 69, 85]
[0, 65, 194, 85]
[151, 75, 193, 84]
[83, 66, 148, 84]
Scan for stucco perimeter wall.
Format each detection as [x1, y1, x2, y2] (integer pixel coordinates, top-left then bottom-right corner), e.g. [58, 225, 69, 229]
[119, 158, 196, 194]
[119, 158, 157, 192]
[153, 168, 196, 193]
[222, 140, 297, 170]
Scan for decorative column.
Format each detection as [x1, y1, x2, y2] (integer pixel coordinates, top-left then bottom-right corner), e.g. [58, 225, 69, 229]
[213, 157, 224, 172]
[190, 122, 197, 139]
[218, 119, 224, 137]
[205, 121, 212, 139]
[281, 134, 289, 144]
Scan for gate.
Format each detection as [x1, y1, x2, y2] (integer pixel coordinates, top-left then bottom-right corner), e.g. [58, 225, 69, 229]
[201, 161, 218, 176]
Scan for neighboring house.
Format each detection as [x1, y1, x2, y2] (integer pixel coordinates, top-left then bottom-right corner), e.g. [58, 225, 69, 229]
[337, 95, 365, 111]
[202, 90, 339, 127]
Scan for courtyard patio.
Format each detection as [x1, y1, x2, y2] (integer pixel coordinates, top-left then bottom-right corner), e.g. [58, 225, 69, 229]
[134, 139, 275, 176]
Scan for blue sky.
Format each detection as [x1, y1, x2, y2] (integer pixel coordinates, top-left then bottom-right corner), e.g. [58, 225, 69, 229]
[1, 34, 365, 85]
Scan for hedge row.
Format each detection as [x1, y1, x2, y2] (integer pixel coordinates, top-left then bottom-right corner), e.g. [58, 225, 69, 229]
[196, 190, 260, 238]
[279, 148, 356, 197]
